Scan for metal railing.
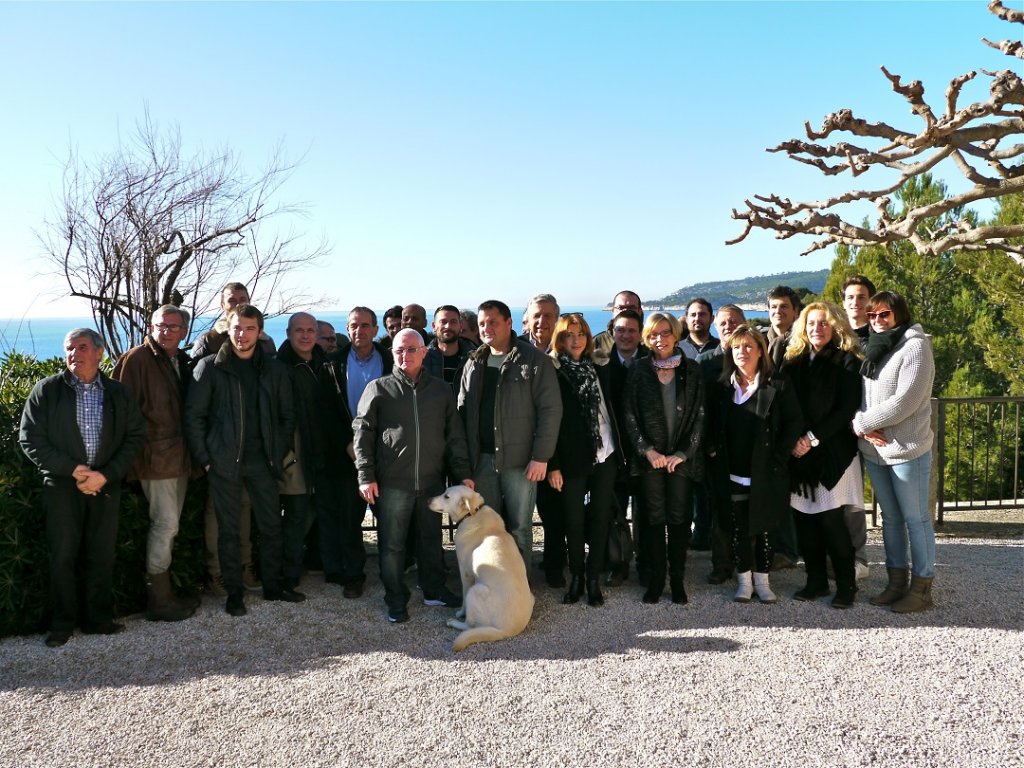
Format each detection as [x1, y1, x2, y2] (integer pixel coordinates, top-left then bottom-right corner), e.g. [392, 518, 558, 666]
[932, 396, 1023, 524]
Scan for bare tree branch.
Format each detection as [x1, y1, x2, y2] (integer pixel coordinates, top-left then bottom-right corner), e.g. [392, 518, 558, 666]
[730, 3, 1024, 268]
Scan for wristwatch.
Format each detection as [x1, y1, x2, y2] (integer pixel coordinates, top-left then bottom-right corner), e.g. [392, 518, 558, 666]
[806, 431, 820, 448]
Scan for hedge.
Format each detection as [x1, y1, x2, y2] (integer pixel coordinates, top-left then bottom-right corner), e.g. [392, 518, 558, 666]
[0, 352, 207, 637]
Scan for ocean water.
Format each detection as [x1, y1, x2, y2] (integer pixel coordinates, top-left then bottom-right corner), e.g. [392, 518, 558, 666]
[1, 306, 768, 361]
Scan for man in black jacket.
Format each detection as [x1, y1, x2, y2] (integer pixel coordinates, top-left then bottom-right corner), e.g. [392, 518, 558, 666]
[185, 305, 298, 616]
[20, 328, 145, 647]
[354, 329, 473, 623]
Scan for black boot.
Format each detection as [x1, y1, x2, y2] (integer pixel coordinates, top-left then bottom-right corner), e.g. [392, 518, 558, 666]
[586, 578, 604, 607]
[667, 524, 688, 605]
[563, 575, 584, 604]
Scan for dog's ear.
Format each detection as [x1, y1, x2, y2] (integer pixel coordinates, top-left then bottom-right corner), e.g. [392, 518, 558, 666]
[469, 490, 485, 513]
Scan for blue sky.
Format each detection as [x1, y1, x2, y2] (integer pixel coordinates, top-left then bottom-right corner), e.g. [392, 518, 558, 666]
[0, 1, 1008, 318]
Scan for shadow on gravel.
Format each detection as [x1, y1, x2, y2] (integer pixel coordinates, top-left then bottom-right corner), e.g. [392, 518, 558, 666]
[0, 538, 1019, 693]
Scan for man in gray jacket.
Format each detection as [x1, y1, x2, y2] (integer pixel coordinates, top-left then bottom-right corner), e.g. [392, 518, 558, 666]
[458, 300, 562, 568]
[354, 329, 474, 623]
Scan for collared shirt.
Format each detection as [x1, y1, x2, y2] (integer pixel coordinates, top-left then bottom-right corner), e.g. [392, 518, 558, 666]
[347, 346, 383, 412]
[679, 335, 720, 361]
[617, 350, 636, 368]
[71, 371, 104, 466]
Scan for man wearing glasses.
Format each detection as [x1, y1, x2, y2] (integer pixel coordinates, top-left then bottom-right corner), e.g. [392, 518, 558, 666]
[353, 329, 473, 623]
[594, 290, 644, 354]
[112, 305, 199, 623]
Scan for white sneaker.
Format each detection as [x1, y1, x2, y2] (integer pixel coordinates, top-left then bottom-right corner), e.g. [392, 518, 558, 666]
[855, 562, 870, 581]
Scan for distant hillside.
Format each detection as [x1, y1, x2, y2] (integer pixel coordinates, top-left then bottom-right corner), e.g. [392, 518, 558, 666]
[639, 269, 830, 310]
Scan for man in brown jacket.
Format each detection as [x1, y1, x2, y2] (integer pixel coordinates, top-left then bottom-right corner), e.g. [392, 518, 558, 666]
[112, 305, 198, 621]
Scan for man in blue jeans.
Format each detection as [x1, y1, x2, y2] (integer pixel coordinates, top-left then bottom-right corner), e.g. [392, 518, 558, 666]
[457, 300, 562, 569]
[353, 329, 474, 624]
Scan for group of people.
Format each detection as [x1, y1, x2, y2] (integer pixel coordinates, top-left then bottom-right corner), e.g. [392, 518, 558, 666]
[18, 277, 939, 647]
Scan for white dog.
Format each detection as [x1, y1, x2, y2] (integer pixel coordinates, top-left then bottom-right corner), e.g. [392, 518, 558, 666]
[428, 485, 534, 652]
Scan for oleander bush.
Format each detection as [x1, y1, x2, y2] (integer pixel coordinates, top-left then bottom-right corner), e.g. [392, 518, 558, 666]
[0, 352, 206, 637]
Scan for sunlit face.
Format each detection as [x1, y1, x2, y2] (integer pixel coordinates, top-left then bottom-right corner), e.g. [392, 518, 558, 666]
[646, 320, 677, 360]
[392, 329, 426, 378]
[843, 285, 871, 325]
[686, 303, 711, 337]
[348, 311, 379, 354]
[402, 305, 427, 330]
[558, 323, 589, 362]
[65, 334, 104, 383]
[150, 310, 187, 355]
[769, 297, 796, 334]
[715, 310, 744, 343]
[806, 309, 834, 352]
[229, 314, 261, 358]
[316, 322, 338, 354]
[287, 313, 318, 358]
[221, 288, 249, 312]
[433, 310, 462, 343]
[526, 301, 558, 349]
[730, 334, 762, 376]
[612, 318, 641, 356]
[868, 302, 895, 332]
[479, 308, 513, 352]
[612, 292, 641, 317]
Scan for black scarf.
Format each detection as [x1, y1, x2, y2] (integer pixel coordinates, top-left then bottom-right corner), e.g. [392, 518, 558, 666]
[860, 323, 909, 379]
[557, 353, 603, 453]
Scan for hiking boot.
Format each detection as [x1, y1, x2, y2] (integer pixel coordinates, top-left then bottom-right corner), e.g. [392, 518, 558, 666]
[891, 575, 934, 614]
[870, 567, 910, 606]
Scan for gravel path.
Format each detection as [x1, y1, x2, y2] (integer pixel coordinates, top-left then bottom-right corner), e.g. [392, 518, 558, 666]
[1, 530, 1021, 768]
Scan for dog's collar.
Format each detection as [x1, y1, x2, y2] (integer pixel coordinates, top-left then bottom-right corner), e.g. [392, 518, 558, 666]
[454, 503, 484, 528]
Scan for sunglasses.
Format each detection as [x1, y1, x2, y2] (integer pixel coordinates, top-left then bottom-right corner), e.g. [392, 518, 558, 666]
[867, 310, 893, 321]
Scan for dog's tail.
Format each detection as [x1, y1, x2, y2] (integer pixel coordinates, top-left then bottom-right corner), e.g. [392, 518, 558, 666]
[452, 626, 508, 652]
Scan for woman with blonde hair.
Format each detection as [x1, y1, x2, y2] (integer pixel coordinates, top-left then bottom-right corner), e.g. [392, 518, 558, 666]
[546, 314, 622, 607]
[623, 312, 705, 604]
[783, 302, 864, 608]
[707, 325, 802, 603]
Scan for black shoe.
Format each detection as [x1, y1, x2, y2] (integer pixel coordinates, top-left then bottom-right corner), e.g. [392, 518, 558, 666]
[671, 581, 688, 605]
[706, 570, 732, 585]
[604, 569, 626, 587]
[388, 607, 410, 623]
[324, 572, 344, 585]
[793, 584, 831, 602]
[45, 630, 71, 647]
[586, 579, 604, 607]
[342, 582, 364, 599]
[831, 589, 856, 609]
[642, 588, 662, 604]
[81, 621, 124, 635]
[264, 588, 306, 603]
[226, 591, 247, 616]
[423, 588, 462, 608]
[563, 575, 584, 605]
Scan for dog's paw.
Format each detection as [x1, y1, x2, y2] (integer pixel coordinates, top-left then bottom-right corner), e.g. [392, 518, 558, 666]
[455, 607, 467, 620]
[447, 618, 468, 630]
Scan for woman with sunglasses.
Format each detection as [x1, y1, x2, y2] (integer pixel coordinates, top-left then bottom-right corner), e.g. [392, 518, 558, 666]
[622, 312, 705, 604]
[852, 291, 936, 613]
[546, 314, 622, 607]
[783, 302, 864, 609]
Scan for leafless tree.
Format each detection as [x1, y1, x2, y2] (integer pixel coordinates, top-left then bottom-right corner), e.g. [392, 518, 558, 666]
[41, 113, 328, 357]
[728, 1, 1024, 267]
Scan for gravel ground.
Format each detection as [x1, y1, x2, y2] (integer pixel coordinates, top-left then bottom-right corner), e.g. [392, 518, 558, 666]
[1, 521, 1021, 768]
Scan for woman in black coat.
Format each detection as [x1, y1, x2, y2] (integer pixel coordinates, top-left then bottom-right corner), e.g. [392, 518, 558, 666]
[546, 314, 622, 607]
[783, 302, 864, 608]
[622, 313, 705, 605]
[707, 325, 803, 604]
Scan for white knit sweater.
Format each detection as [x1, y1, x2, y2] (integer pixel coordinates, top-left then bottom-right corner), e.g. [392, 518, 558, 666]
[852, 324, 934, 465]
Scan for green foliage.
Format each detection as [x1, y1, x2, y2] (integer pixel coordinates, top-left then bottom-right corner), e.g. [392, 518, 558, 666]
[0, 353, 206, 637]
[652, 269, 829, 308]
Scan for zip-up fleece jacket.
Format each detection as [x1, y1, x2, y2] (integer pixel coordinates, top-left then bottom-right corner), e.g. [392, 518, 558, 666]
[352, 368, 471, 495]
[457, 339, 562, 472]
[185, 342, 295, 480]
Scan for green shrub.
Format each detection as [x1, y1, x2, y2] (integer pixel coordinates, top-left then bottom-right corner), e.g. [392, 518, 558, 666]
[0, 352, 207, 637]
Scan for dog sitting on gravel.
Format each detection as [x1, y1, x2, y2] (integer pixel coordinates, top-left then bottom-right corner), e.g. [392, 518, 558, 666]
[428, 485, 534, 652]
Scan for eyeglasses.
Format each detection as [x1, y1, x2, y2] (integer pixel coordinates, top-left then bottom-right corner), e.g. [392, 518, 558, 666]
[392, 347, 424, 356]
[867, 310, 893, 321]
[646, 329, 674, 340]
[154, 323, 184, 332]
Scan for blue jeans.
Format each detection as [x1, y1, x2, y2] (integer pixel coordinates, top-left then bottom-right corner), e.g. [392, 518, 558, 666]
[473, 453, 536, 568]
[865, 451, 935, 578]
[376, 487, 445, 611]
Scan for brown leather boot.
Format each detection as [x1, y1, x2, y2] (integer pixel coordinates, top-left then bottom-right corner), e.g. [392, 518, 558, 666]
[870, 567, 909, 606]
[146, 572, 195, 622]
[891, 575, 934, 613]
